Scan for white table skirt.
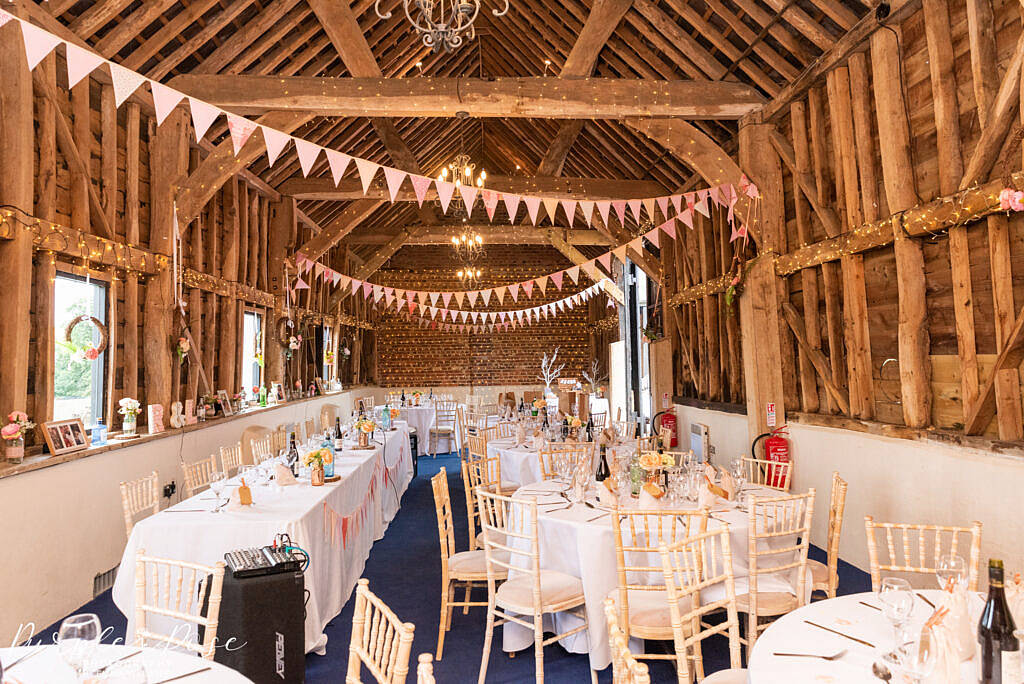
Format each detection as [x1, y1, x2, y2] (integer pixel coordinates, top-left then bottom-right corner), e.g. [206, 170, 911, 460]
[376, 404, 464, 455]
[112, 424, 413, 656]
[0, 645, 252, 682]
[500, 481, 808, 670]
[487, 438, 635, 488]
[748, 590, 984, 683]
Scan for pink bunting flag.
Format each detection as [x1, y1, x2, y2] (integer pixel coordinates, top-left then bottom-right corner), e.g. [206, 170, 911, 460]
[502, 194, 521, 223]
[708, 185, 721, 207]
[362, 282, 372, 299]
[355, 158, 380, 194]
[628, 237, 643, 253]
[383, 166, 407, 202]
[325, 150, 351, 185]
[459, 185, 478, 216]
[535, 275, 548, 294]
[0, 10, 10, 28]
[524, 196, 542, 225]
[65, 43, 104, 89]
[597, 251, 613, 273]
[645, 227, 660, 248]
[627, 199, 643, 223]
[20, 20, 61, 70]
[293, 277, 309, 290]
[482, 190, 500, 220]
[430, 292, 440, 306]
[467, 290, 478, 307]
[671, 194, 683, 216]
[149, 81, 183, 126]
[660, 218, 677, 239]
[508, 283, 519, 302]
[679, 207, 694, 229]
[541, 198, 559, 225]
[522, 280, 533, 298]
[480, 289, 492, 305]
[612, 201, 627, 227]
[560, 199, 578, 227]
[227, 114, 258, 155]
[410, 175, 432, 207]
[566, 266, 580, 284]
[188, 97, 221, 141]
[109, 63, 146, 106]
[351, 279, 362, 295]
[612, 245, 628, 262]
[551, 271, 564, 290]
[436, 181, 456, 214]
[694, 195, 710, 218]
[579, 200, 595, 227]
[656, 196, 670, 221]
[596, 201, 611, 227]
[295, 139, 321, 177]
[442, 292, 452, 307]
[730, 221, 748, 243]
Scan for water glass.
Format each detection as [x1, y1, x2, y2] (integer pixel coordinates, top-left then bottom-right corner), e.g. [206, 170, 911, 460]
[935, 553, 966, 590]
[104, 659, 149, 683]
[878, 577, 914, 657]
[209, 471, 228, 511]
[57, 613, 101, 679]
[897, 628, 936, 683]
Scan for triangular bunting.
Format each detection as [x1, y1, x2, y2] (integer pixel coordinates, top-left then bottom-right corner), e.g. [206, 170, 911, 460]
[65, 43, 104, 89]
[20, 20, 61, 70]
[109, 63, 146, 106]
[325, 150, 351, 184]
[551, 271, 564, 290]
[355, 158, 380, 193]
[541, 198, 560, 224]
[524, 196, 542, 225]
[226, 114, 258, 155]
[383, 166, 407, 202]
[502, 194, 521, 223]
[410, 175, 432, 207]
[560, 199, 577, 227]
[295, 139, 321, 177]
[187, 97, 221, 141]
[459, 185, 478, 215]
[436, 181, 456, 214]
[149, 81, 183, 126]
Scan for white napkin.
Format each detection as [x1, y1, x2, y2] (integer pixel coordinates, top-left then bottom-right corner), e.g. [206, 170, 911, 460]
[941, 584, 976, 661]
[1008, 573, 1024, 632]
[638, 488, 662, 509]
[275, 464, 298, 486]
[697, 482, 714, 510]
[930, 622, 961, 682]
[515, 424, 526, 448]
[596, 480, 618, 507]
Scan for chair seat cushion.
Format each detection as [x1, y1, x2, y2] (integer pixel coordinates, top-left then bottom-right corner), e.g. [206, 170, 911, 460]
[605, 588, 680, 633]
[476, 530, 508, 549]
[807, 559, 828, 587]
[496, 570, 584, 613]
[704, 668, 749, 684]
[735, 591, 798, 616]
[430, 426, 454, 434]
[448, 550, 507, 579]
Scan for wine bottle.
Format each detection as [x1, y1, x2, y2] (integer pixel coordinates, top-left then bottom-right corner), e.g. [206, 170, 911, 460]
[358, 400, 365, 417]
[334, 417, 344, 451]
[596, 444, 610, 482]
[979, 559, 1021, 684]
[585, 415, 594, 442]
[288, 434, 300, 476]
[401, 388, 406, 406]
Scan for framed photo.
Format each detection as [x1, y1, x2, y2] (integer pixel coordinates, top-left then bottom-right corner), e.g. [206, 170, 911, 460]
[42, 418, 90, 456]
[216, 390, 234, 416]
[269, 382, 284, 404]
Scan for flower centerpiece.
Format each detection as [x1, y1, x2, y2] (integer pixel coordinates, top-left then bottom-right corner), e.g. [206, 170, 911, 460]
[354, 417, 378, 447]
[567, 415, 582, 439]
[233, 391, 247, 410]
[531, 398, 546, 417]
[118, 397, 140, 436]
[175, 337, 190, 364]
[2, 411, 35, 464]
[303, 447, 332, 486]
[412, 390, 422, 406]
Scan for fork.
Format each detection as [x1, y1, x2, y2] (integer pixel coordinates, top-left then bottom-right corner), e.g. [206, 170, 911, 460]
[772, 649, 847, 661]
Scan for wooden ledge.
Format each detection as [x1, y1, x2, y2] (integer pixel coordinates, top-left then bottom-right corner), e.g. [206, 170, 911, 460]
[0, 389, 361, 482]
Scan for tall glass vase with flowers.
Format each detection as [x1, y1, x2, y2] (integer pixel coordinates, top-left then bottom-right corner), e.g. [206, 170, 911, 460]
[303, 447, 330, 486]
[353, 418, 378, 448]
[2, 411, 36, 464]
[118, 398, 140, 436]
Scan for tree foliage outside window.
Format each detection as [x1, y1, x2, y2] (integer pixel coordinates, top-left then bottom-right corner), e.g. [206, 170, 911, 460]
[55, 298, 91, 399]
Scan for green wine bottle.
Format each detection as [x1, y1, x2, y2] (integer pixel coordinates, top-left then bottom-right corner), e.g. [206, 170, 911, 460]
[978, 559, 1021, 683]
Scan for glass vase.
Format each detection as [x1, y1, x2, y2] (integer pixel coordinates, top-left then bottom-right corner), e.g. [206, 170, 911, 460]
[311, 465, 325, 486]
[358, 431, 369, 448]
[122, 416, 137, 437]
[5, 436, 24, 464]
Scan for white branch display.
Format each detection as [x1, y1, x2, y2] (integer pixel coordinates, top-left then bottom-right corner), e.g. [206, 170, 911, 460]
[538, 347, 566, 391]
[581, 359, 606, 393]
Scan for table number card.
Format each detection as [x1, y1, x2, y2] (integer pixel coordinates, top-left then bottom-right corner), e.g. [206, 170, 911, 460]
[184, 399, 197, 425]
[147, 404, 165, 435]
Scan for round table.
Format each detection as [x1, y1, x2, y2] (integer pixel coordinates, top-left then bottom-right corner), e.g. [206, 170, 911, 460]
[747, 590, 984, 682]
[375, 403, 463, 455]
[501, 480, 802, 670]
[486, 438, 636, 488]
[0, 644, 252, 682]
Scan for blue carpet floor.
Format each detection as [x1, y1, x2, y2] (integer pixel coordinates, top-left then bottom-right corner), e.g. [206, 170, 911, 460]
[51, 452, 872, 682]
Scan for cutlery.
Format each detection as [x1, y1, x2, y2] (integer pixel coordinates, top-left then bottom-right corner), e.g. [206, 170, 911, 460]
[772, 649, 847, 661]
[871, 660, 893, 681]
[2, 646, 44, 671]
[584, 512, 609, 523]
[151, 666, 212, 683]
[164, 509, 208, 513]
[916, 592, 935, 609]
[859, 601, 882, 612]
[803, 620, 875, 648]
[93, 649, 143, 674]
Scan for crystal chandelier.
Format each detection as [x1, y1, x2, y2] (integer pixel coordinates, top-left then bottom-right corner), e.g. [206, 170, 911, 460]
[452, 232, 483, 283]
[437, 152, 486, 189]
[375, 0, 511, 53]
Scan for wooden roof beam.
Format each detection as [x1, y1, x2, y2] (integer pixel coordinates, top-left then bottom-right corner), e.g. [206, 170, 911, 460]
[546, 229, 624, 305]
[347, 226, 614, 246]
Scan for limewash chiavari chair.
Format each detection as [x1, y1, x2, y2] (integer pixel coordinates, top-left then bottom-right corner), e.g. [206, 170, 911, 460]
[610, 510, 708, 669]
[271, 428, 288, 454]
[738, 489, 815, 650]
[133, 549, 225, 660]
[475, 489, 597, 684]
[613, 420, 637, 440]
[428, 400, 459, 456]
[809, 471, 848, 598]
[537, 442, 593, 481]
[303, 418, 317, 442]
[864, 516, 983, 592]
[359, 396, 376, 410]
[346, 578, 415, 684]
[119, 471, 160, 539]
[603, 597, 651, 684]
[461, 459, 482, 552]
[250, 435, 275, 465]
[590, 411, 607, 429]
[467, 438, 516, 496]
[741, 456, 792, 492]
[659, 528, 748, 684]
[181, 455, 218, 497]
[219, 443, 243, 476]
[430, 468, 506, 660]
[416, 654, 435, 684]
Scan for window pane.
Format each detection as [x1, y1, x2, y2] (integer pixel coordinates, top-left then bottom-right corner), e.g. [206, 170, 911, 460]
[53, 275, 107, 425]
[241, 311, 264, 394]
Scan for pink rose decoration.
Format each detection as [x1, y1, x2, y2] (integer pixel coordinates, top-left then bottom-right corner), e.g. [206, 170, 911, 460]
[8, 411, 27, 423]
[1011, 191, 1024, 213]
[84, 347, 99, 361]
[296, 335, 302, 342]
[1, 424, 19, 439]
[1000, 188, 1013, 211]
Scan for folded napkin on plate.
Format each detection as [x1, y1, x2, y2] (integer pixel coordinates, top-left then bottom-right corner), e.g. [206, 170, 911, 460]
[275, 464, 298, 486]
[719, 470, 736, 500]
[596, 479, 618, 507]
[600, 427, 616, 446]
[515, 424, 527, 448]
[938, 583, 977, 661]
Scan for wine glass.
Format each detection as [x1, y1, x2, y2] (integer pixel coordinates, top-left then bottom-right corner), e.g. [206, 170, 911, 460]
[878, 577, 914, 660]
[57, 613, 101, 680]
[897, 628, 936, 683]
[104, 659, 149, 683]
[209, 471, 227, 511]
[936, 553, 966, 591]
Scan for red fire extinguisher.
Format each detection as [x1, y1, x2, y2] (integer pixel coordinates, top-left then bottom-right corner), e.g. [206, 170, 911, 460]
[751, 425, 789, 488]
[652, 409, 678, 448]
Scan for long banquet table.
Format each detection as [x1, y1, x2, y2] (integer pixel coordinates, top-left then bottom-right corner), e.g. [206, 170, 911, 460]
[112, 423, 413, 655]
[0, 645, 253, 682]
[502, 480, 809, 670]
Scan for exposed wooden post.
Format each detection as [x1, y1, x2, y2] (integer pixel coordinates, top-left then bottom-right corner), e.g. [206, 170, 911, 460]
[0, 15, 34, 425]
[123, 104, 141, 401]
[871, 29, 931, 428]
[218, 179, 240, 394]
[739, 256, 785, 444]
[145, 107, 188, 414]
[70, 78, 90, 234]
[266, 197, 296, 387]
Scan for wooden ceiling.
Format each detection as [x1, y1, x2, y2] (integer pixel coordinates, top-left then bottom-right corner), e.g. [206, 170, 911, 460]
[46, 0, 872, 264]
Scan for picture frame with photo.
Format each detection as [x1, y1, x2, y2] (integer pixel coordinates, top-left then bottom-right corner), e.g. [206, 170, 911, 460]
[270, 382, 285, 404]
[216, 390, 234, 416]
[42, 418, 90, 456]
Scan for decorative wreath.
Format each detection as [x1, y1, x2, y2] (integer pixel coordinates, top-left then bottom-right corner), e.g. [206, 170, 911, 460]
[275, 315, 295, 348]
[63, 315, 108, 361]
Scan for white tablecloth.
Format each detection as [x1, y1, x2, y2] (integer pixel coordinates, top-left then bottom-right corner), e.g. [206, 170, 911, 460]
[0, 645, 252, 682]
[375, 404, 464, 455]
[748, 590, 984, 682]
[486, 438, 634, 488]
[501, 481, 807, 670]
[112, 424, 413, 656]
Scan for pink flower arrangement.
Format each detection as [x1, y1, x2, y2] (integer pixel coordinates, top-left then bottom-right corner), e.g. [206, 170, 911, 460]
[3, 411, 35, 440]
[84, 347, 99, 361]
[999, 188, 1024, 212]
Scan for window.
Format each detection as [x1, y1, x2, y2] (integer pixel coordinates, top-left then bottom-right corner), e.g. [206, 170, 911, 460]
[241, 310, 264, 394]
[53, 274, 108, 426]
[321, 325, 333, 382]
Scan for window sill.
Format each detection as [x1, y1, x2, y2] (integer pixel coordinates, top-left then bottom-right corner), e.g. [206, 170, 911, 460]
[0, 389, 357, 482]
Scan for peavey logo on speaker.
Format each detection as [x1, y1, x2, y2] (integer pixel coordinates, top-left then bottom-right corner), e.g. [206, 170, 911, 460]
[275, 631, 286, 679]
